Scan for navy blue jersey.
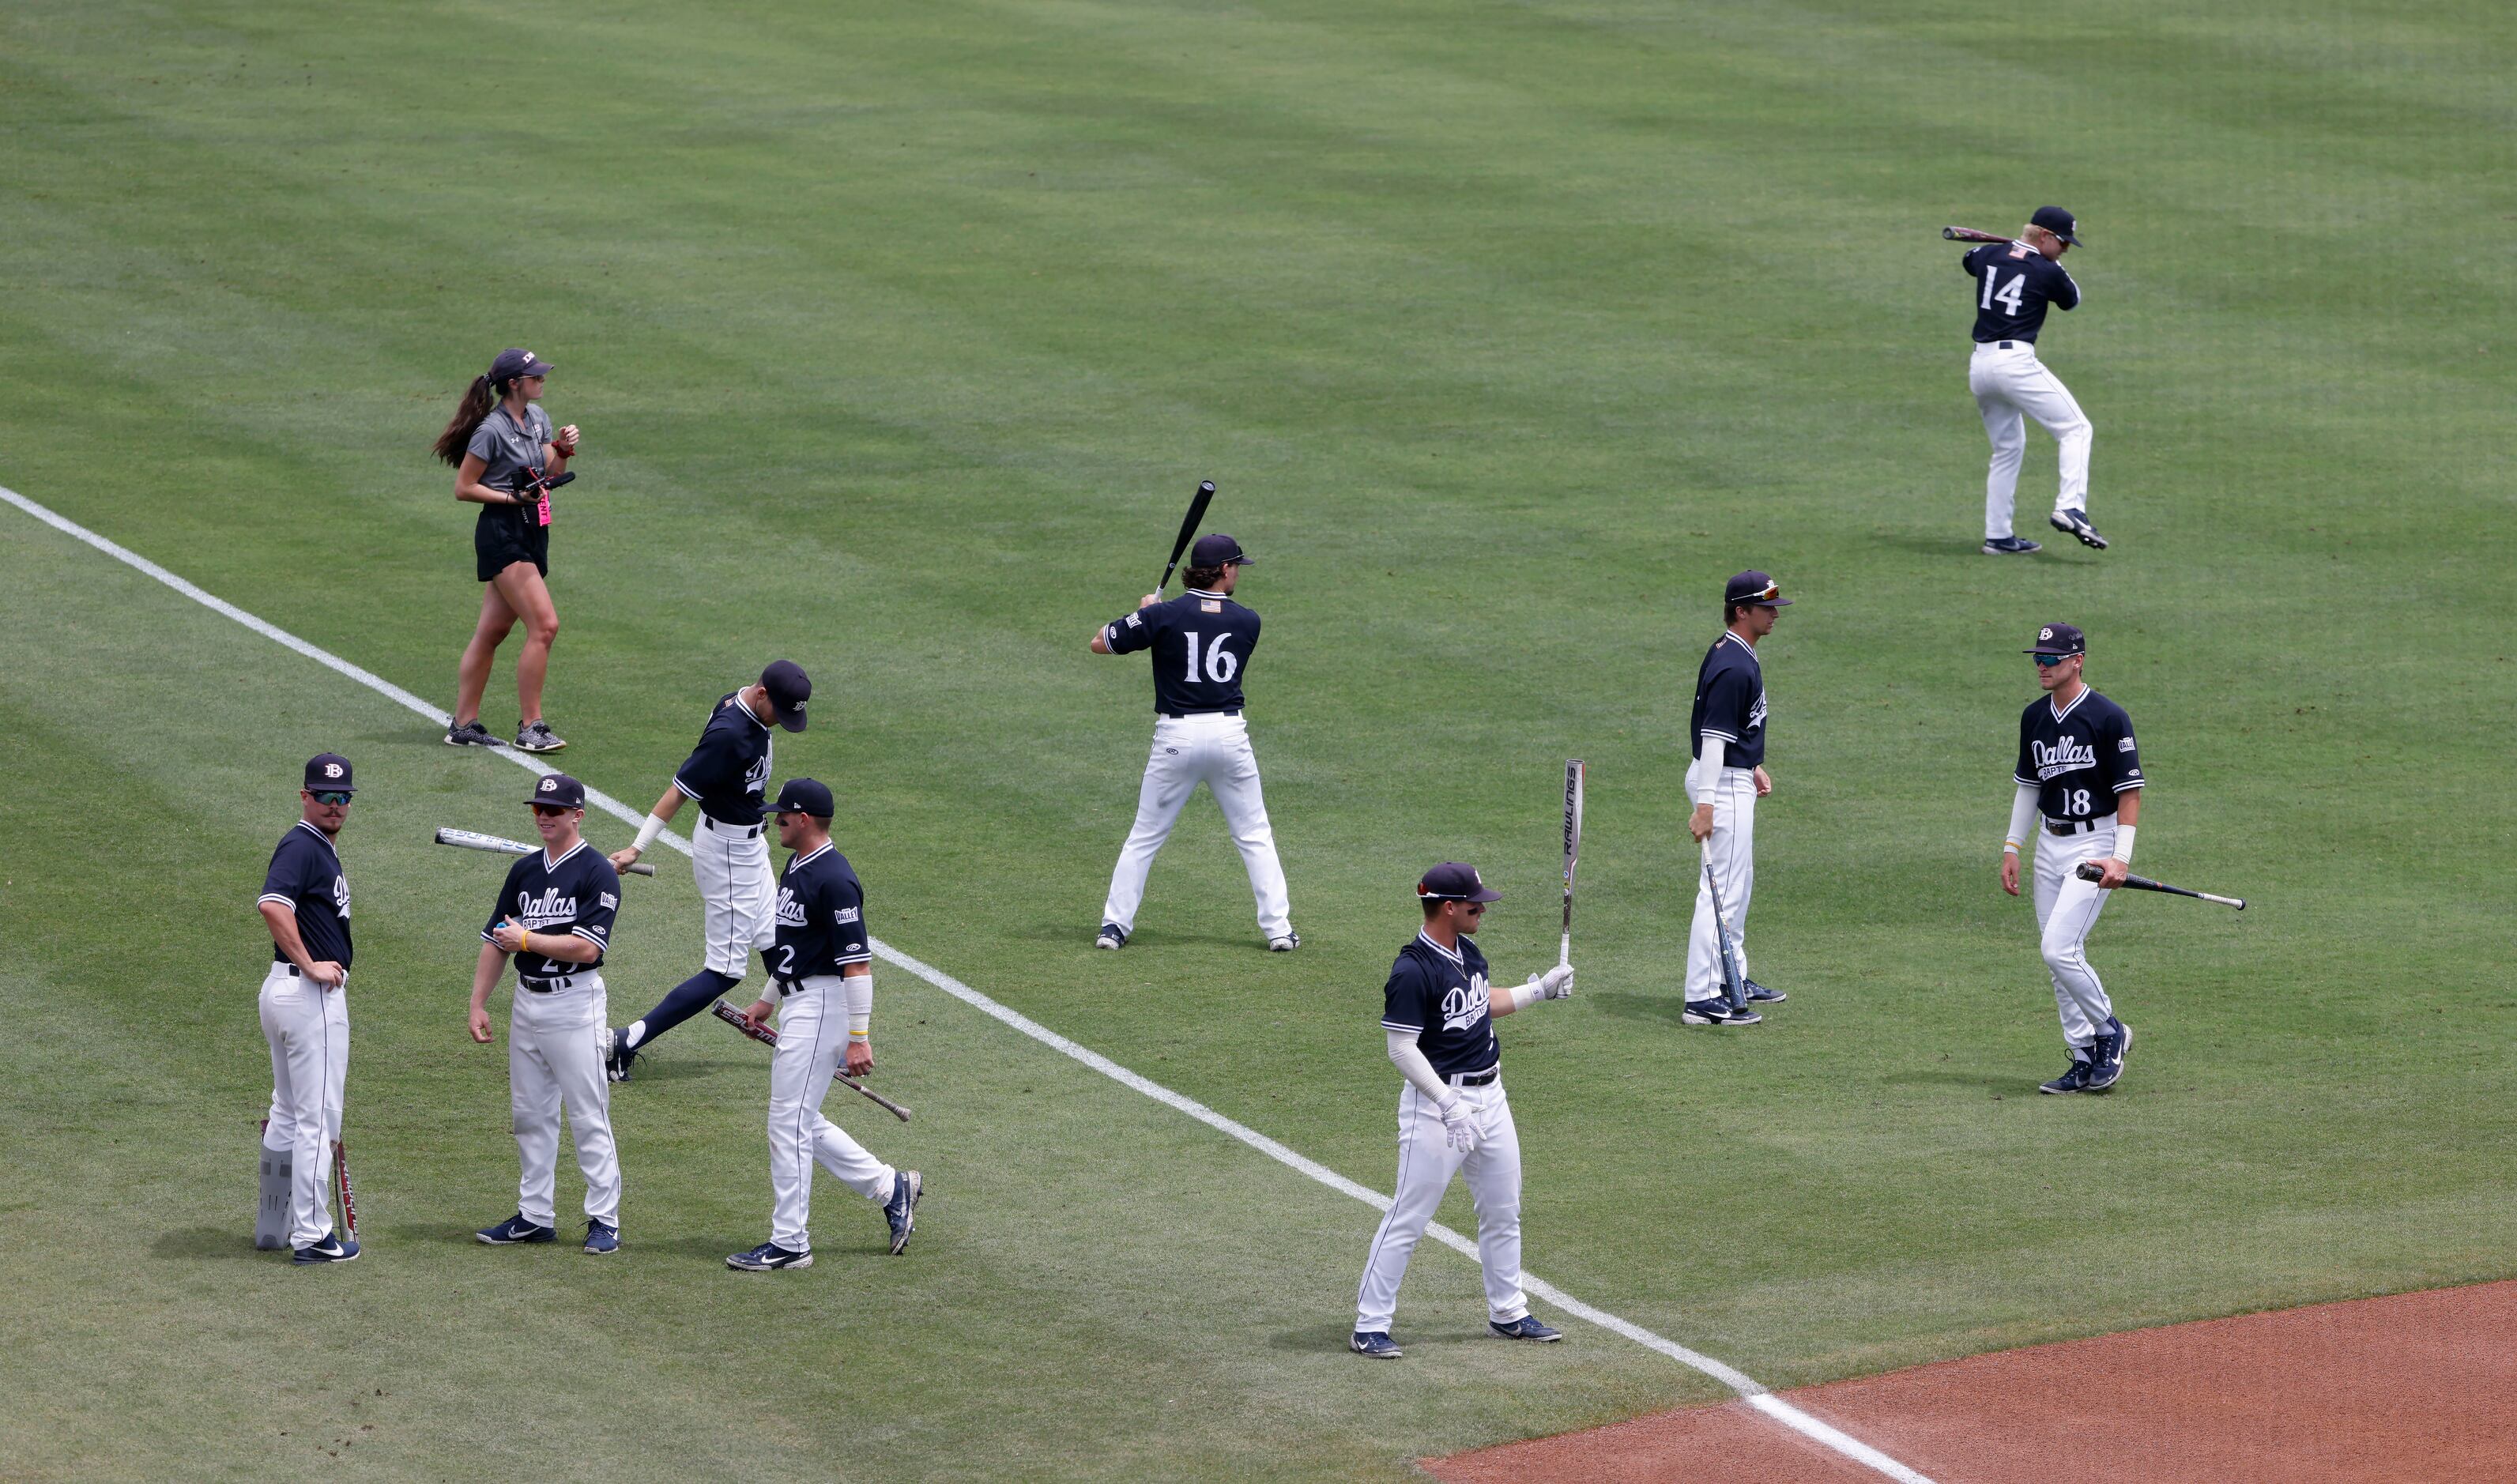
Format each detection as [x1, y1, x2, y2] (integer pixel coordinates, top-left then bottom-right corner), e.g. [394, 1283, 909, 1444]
[258, 820, 352, 970]
[1964, 241, 2080, 343]
[767, 842, 872, 981]
[2014, 687, 2144, 823]
[1689, 631, 1769, 769]
[1103, 589, 1260, 715]
[673, 690, 774, 827]
[1380, 931, 1498, 1079]
[483, 839, 622, 981]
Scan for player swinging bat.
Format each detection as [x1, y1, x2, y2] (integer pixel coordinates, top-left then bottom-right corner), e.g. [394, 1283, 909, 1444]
[2074, 861, 2246, 910]
[1942, 226, 2010, 243]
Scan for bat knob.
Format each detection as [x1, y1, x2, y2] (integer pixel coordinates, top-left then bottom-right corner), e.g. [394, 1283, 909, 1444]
[1942, 226, 1957, 239]
[1198, 480, 1215, 495]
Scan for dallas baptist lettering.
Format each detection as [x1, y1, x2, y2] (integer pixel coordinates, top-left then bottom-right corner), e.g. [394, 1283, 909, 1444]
[2031, 734, 2098, 781]
[511, 886, 580, 927]
[1440, 975, 1492, 1034]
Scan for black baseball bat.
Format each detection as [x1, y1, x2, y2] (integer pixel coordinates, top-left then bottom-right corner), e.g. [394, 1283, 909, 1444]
[1155, 480, 1216, 596]
[2074, 861, 2246, 910]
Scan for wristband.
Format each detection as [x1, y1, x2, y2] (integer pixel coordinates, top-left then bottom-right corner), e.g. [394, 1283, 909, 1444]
[632, 812, 666, 852]
[518, 928, 531, 955]
[2003, 840, 2022, 855]
[848, 1029, 871, 1041]
[2112, 824, 2135, 865]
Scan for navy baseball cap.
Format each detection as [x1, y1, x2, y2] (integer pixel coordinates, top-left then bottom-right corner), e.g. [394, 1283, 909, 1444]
[303, 753, 354, 795]
[2030, 206, 2082, 246]
[2025, 622, 2087, 656]
[488, 347, 556, 382]
[1191, 533, 1254, 567]
[760, 659, 812, 733]
[765, 778, 835, 819]
[526, 773, 586, 808]
[1724, 571, 1793, 607]
[1418, 862, 1503, 903]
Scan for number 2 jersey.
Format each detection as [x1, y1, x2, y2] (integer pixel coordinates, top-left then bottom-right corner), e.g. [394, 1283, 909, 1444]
[2015, 686, 2144, 825]
[767, 841, 872, 981]
[1964, 239, 2080, 344]
[1102, 588, 1260, 715]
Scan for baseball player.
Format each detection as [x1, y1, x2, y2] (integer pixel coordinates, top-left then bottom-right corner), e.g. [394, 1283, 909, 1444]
[2002, 623, 2142, 1094]
[725, 778, 922, 1270]
[1088, 533, 1294, 951]
[1963, 206, 2106, 556]
[254, 753, 360, 1264]
[470, 774, 627, 1252]
[1682, 572, 1790, 1026]
[1350, 863, 1573, 1359]
[606, 661, 812, 1079]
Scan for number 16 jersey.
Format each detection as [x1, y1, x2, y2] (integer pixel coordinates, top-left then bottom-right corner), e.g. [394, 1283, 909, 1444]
[1102, 588, 1260, 714]
[2015, 687, 2143, 824]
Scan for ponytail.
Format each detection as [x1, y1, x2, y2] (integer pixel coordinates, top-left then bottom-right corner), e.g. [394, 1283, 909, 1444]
[433, 375, 499, 466]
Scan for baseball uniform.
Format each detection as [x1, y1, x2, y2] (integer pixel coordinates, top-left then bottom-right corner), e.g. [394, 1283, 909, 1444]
[483, 823, 625, 1233]
[1964, 206, 2101, 551]
[255, 755, 356, 1256]
[2013, 645, 2143, 1075]
[1683, 573, 1791, 1021]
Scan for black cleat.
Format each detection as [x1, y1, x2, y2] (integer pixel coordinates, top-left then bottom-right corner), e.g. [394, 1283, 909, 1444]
[1682, 999, 1762, 1026]
[2040, 1057, 2094, 1094]
[2086, 1018, 2131, 1092]
[1489, 1315, 1562, 1343]
[605, 1027, 636, 1083]
[1981, 536, 2043, 556]
[884, 1170, 922, 1254]
[2049, 509, 2108, 549]
[1094, 923, 1127, 951]
[1743, 979, 1786, 1004]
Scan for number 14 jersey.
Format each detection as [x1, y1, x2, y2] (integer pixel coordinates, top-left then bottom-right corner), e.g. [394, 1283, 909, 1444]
[2016, 687, 2143, 823]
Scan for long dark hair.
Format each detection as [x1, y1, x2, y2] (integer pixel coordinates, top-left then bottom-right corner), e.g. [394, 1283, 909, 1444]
[433, 375, 500, 467]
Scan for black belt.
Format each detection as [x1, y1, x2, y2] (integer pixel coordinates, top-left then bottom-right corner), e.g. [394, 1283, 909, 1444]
[1451, 1064, 1500, 1087]
[774, 976, 804, 998]
[701, 815, 763, 838]
[2045, 816, 2113, 836]
[519, 972, 586, 993]
[1159, 708, 1242, 720]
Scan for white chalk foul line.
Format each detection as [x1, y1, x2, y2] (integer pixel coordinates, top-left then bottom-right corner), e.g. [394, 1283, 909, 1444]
[1, 482, 1934, 1484]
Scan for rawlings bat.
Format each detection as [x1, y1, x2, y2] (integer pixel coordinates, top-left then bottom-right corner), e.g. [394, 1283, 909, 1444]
[2075, 861, 2246, 910]
[710, 1000, 914, 1122]
[435, 827, 655, 875]
[1942, 226, 2011, 243]
[1703, 846, 1748, 1011]
[1155, 480, 1217, 597]
[1559, 759, 1584, 969]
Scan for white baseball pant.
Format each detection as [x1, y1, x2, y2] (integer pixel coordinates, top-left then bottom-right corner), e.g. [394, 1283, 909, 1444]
[1355, 1076, 1528, 1333]
[1684, 760, 1756, 1002]
[258, 965, 348, 1249]
[508, 974, 622, 1228]
[1099, 713, 1292, 940]
[694, 815, 777, 979]
[1970, 341, 2093, 540]
[767, 975, 898, 1253]
[2033, 820, 2117, 1049]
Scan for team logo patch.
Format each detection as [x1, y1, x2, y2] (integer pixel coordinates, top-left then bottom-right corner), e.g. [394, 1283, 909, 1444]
[1124, 614, 1142, 629]
[599, 891, 619, 910]
[2118, 738, 2135, 752]
[835, 906, 861, 925]
[322, 763, 343, 779]
[846, 941, 863, 952]
[2039, 627, 2055, 642]
[539, 778, 558, 793]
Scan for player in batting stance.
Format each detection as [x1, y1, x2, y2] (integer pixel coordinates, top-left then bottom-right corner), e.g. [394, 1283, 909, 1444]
[1962, 206, 2105, 556]
[606, 661, 812, 1079]
[1351, 864, 1573, 1358]
[470, 774, 628, 1252]
[725, 778, 921, 1269]
[2003, 623, 2141, 1094]
[254, 753, 360, 1264]
[1682, 572, 1791, 1026]
[1088, 533, 1295, 951]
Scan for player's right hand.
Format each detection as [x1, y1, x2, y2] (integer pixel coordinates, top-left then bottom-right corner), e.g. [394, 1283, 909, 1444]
[2001, 853, 2022, 897]
[1537, 964, 1575, 1000]
[742, 999, 774, 1028]
[608, 846, 640, 871]
[1438, 1098, 1478, 1153]
[307, 960, 346, 989]
[1689, 803, 1715, 843]
[1139, 592, 1160, 609]
[468, 1006, 493, 1043]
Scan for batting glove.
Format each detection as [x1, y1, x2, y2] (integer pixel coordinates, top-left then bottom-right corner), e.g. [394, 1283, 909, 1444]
[1438, 1098, 1479, 1153]
[1536, 964, 1575, 1000]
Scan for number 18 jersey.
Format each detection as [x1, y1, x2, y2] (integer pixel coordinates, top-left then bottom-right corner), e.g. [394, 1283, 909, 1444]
[1103, 589, 1260, 714]
[2015, 687, 2143, 824]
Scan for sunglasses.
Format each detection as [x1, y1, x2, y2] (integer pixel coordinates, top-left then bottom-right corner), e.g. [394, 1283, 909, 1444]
[309, 790, 352, 807]
[2032, 653, 2072, 669]
[1462, 903, 1488, 916]
[530, 804, 574, 818]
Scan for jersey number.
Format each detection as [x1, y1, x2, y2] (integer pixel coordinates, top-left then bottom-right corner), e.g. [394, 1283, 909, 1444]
[2065, 788, 2093, 817]
[1980, 269, 2026, 317]
[771, 944, 797, 977]
[1181, 631, 1239, 684]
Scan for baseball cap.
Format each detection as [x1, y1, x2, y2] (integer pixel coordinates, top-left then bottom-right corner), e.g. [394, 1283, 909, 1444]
[764, 778, 836, 819]
[526, 773, 587, 809]
[1190, 533, 1254, 567]
[760, 659, 812, 733]
[488, 347, 556, 382]
[303, 753, 355, 795]
[2030, 206, 2082, 247]
[1417, 862, 1503, 903]
[2024, 622, 2087, 656]
[1724, 571, 1793, 608]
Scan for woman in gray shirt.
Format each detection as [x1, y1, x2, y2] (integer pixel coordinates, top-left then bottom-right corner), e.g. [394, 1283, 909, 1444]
[433, 348, 579, 752]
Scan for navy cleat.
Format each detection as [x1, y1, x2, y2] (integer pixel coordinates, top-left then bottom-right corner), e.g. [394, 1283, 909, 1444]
[476, 1213, 557, 1245]
[2040, 1057, 2094, 1095]
[727, 1241, 812, 1271]
[884, 1170, 922, 1255]
[1743, 979, 1787, 1004]
[2086, 1018, 2132, 1092]
[2049, 509, 2108, 549]
[292, 1230, 360, 1265]
[582, 1219, 620, 1255]
[1350, 1331, 1404, 1359]
[1682, 999, 1761, 1026]
[1490, 1315, 1562, 1343]
[1094, 923, 1127, 951]
[606, 1027, 637, 1083]
[1268, 932, 1301, 952]
[1981, 536, 2044, 556]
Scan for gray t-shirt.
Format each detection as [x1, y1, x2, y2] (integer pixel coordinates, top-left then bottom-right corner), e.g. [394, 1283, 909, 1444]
[465, 404, 553, 495]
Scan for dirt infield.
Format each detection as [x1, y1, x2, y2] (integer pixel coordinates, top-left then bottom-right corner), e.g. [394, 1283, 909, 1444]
[1428, 1280, 2517, 1482]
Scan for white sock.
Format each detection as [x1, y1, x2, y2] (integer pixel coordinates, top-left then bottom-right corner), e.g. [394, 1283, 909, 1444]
[624, 1020, 648, 1051]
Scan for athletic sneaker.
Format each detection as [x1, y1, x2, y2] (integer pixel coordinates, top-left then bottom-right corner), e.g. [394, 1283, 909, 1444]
[444, 719, 500, 747]
[292, 1230, 360, 1265]
[2039, 1057, 2094, 1094]
[1981, 536, 2043, 556]
[2086, 1018, 2132, 1092]
[476, 1213, 557, 1245]
[1489, 1316, 1562, 1343]
[1682, 999, 1761, 1026]
[514, 719, 567, 753]
[727, 1241, 812, 1271]
[1743, 979, 1787, 1004]
[884, 1170, 922, 1255]
[582, 1219, 620, 1255]
[605, 1027, 636, 1083]
[2049, 509, 2108, 549]
[1094, 924, 1127, 951]
[1349, 1331, 1404, 1359]
[1268, 932, 1301, 952]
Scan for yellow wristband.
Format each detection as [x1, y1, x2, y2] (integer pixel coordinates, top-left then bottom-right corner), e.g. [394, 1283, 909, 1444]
[847, 1030, 871, 1041]
[518, 928, 532, 954]
[2003, 841, 2021, 854]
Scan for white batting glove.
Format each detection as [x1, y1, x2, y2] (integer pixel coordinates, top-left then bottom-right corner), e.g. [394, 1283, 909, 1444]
[1536, 964, 1575, 1000]
[1438, 1098, 1479, 1153]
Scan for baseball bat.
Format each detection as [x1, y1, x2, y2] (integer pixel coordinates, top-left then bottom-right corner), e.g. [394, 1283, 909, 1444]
[2074, 861, 2246, 910]
[333, 1136, 358, 1238]
[1154, 480, 1217, 597]
[435, 827, 655, 875]
[1942, 226, 2010, 243]
[710, 1000, 914, 1122]
[1702, 845, 1747, 1011]
[1559, 759, 1584, 969]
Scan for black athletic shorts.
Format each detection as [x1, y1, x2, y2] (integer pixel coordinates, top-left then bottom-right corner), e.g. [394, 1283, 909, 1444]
[474, 504, 549, 582]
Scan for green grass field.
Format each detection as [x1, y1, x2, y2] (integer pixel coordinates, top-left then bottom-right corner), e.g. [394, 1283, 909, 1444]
[2, 1, 2511, 1478]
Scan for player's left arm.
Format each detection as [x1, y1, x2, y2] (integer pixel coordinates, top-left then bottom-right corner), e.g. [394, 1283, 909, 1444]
[2095, 714, 2143, 887]
[617, 782, 688, 869]
[833, 872, 876, 1075]
[1089, 597, 1163, 655]
[1489, 964, 1576, 1016]
[2049, 261, 2082, 311]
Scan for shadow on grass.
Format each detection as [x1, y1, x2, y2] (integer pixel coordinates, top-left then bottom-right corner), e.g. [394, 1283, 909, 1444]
[1586, 990, 1692, 1029]
[1870, 530, 2100, 563]
[154, 1226, 275, 1260]
[1879, 1065, 2033, 1094]
[1268, 1324, 1499, 1354]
